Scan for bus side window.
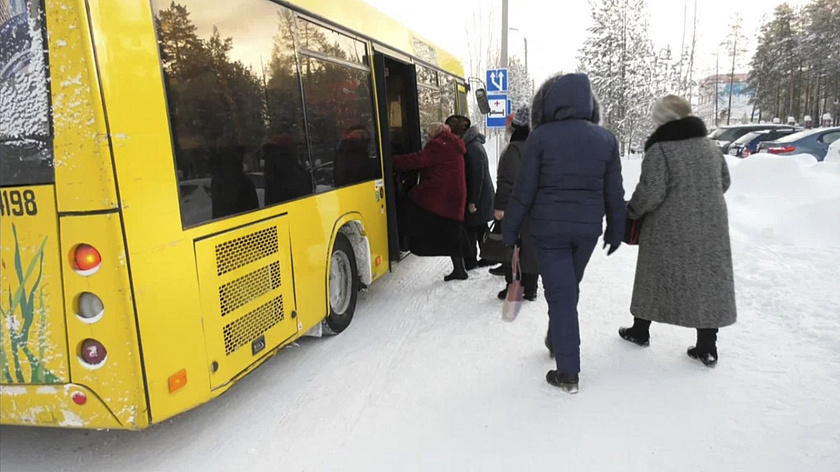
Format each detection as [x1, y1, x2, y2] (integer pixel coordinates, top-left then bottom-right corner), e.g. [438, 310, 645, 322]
[153, 0, 313, 227]
[297, 20, 381, 193]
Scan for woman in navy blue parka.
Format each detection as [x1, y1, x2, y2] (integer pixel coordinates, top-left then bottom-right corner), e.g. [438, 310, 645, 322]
[503, 73, 626, 393]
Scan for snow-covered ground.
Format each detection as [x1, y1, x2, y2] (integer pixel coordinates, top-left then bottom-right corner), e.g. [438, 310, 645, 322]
[1, 155, 839, 472]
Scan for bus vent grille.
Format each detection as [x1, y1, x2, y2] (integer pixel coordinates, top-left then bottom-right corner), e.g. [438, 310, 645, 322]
[215, 227, 278, 276]
[223, 295, 284, 355]
[219, 262, 282, 317]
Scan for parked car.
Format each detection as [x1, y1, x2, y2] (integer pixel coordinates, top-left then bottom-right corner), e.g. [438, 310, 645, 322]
[757, 127, 840, 161]
[709, 124, 797, 154]
[728, 129, 799, 158]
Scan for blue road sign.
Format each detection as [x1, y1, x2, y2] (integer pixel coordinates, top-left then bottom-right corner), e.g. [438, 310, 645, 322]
[486, 94, 511, 128]
[486, 68, 509, 93]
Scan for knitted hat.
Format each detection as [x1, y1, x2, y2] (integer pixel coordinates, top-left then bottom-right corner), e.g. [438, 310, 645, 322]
[804, 115, 813, 122]
[512, 105, 530, 127]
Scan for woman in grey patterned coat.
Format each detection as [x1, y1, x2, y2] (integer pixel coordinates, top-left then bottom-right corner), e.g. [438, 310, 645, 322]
[619, 95, 737, 367]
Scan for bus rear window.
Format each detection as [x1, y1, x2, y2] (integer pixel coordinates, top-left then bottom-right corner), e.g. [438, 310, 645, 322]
[0, 0, 54, 187]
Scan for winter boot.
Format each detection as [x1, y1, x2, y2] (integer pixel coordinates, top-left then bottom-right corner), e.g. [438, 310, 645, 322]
[618, 327, 650, 347]
[477, 259, 498, 268]
[489, 266, 506, 277]
[444, 257, 469, 282]
[687, 328, 719, 367]
[497, 287, 508, 300]
[546, 371, 579, 394]
[687, 346, 718, 367]
[618, 318, 651, 347]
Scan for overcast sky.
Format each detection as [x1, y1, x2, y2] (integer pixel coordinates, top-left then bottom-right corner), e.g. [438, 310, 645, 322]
[364, 0, 810, 85]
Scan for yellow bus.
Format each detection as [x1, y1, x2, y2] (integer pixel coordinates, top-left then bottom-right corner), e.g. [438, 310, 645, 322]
[0, 0, 470, 429]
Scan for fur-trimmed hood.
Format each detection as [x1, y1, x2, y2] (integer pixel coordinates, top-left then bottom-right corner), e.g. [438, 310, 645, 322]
[644, 116, 708, 151]
[531, 73, 601, 128]
[462, 125, 486, 146]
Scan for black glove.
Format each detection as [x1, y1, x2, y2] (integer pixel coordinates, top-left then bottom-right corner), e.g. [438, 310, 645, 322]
[603, 241, 620, 256]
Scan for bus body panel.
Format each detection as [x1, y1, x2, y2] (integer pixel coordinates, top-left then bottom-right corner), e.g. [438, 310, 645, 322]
[0, 186, 68, 387]
[48, 0, 120, 213]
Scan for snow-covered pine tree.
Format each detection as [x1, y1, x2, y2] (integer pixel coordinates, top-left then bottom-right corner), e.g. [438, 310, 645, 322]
[579, 0, 670, 156]
[506, 56, 533, 113]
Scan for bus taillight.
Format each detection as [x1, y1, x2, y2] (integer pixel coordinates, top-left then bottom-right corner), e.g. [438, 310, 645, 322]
[73, 244, 102, 276]
[77, 292, 105, 323]
[80, 339, 108, 367]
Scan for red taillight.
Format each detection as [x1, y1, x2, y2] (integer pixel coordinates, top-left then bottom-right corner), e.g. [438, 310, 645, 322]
[768, 146, 797, 155]
[80, 339, 107, 367]
[742, 149, 752, 158]
[71, 391, 87, 406]
[73, 244, 102, 275]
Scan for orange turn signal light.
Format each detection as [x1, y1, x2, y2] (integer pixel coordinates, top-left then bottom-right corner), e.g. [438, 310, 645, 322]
[375, 256, 382, 267]
[169, 369, 187, 393]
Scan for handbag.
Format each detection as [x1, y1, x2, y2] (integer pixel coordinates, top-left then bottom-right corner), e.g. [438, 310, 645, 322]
[481, 220, 508, 263]
[502, 246, 525, 322]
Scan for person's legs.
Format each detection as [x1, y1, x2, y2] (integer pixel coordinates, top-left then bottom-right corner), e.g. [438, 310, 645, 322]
[534, 239, 580, 375]
[464, 226, 480, 270]
[445, 257, 468, 282]
[522, 273, 539, 300]
[498, 263, 514, 299]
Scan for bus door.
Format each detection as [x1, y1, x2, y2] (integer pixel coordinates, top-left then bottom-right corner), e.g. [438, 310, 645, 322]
[372, 51, 421, 265]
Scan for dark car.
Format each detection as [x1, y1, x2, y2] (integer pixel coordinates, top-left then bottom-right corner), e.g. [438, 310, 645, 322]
[709, 124, 797, 154]
[728, 129, 799, 158]
[757, 127, 840, 161]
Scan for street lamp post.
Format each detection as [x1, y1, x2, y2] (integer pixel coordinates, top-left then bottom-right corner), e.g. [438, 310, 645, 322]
[509, 27, 531, 94]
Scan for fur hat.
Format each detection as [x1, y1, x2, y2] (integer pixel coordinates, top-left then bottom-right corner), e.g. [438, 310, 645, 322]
[652, 95, 692, 127]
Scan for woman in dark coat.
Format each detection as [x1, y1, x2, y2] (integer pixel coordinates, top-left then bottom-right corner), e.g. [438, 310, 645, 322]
[446, 115, 495, 269]
[619, 95, 737, 367]
[495, 106, 539, 301]
[503, 73, 626, 393]
[394, 123, 471, 281]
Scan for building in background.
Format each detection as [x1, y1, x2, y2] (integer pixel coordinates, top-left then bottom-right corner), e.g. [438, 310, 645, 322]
[696, 73, 755, 128]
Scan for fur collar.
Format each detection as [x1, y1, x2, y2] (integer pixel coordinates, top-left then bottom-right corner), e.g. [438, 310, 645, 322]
[645, 116, 708, 151]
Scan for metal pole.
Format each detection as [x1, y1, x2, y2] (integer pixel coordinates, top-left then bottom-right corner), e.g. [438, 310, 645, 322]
[523, 37, 528, 76]
[501, 0, 509, 68]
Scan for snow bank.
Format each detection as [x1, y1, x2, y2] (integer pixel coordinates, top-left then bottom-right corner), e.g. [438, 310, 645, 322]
[622, 154, 840, 248]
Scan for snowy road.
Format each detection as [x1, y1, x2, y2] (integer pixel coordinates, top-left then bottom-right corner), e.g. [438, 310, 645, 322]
[2, 158, 840, 472]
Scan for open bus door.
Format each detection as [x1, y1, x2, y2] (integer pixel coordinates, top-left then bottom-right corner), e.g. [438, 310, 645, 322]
[373, 50, 422, 267]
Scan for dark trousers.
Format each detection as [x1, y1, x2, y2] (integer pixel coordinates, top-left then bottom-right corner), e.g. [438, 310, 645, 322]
[503, 264, 539, 295]
[533, 234, 598, 374]
[631, 318, 719, 348]
[464, 224, 488, 267]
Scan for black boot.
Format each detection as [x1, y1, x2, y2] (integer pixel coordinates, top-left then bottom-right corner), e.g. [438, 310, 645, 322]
[546, 371, 579, 394]
[497, 287, 508, 300]
[523, 273, 539, 301]
[688, 328, 718, 367]
[618, 318, 651, 347]
[489, 266, 506, 276]
[444, 257, 469, 282]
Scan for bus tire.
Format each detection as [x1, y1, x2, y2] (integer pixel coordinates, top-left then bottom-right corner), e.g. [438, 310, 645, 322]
[323, 233, 359, 335]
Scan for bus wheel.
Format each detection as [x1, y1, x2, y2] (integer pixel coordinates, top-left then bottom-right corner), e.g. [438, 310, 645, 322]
[324, 233, 359, 335]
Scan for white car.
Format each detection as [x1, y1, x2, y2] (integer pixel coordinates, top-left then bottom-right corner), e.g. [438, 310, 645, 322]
[827, 138, 840, 163]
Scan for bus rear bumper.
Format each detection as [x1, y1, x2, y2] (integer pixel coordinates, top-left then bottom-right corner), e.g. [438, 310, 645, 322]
[0, 383, 143, 430]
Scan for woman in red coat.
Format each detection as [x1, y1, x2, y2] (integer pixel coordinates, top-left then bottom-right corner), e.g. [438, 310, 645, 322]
[394, 123, 470, 281]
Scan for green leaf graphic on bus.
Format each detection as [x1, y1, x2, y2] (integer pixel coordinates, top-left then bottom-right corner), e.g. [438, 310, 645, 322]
[0, 223, 59, 384]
